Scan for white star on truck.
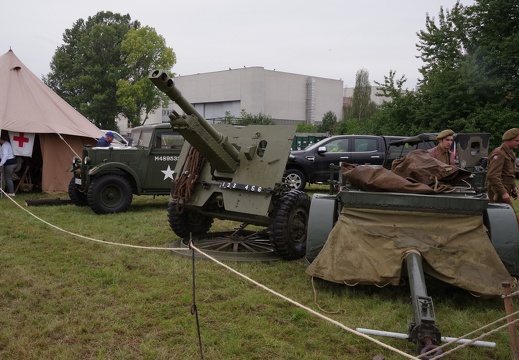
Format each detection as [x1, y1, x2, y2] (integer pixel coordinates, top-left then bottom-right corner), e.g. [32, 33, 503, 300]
[161, 165, 175, 180]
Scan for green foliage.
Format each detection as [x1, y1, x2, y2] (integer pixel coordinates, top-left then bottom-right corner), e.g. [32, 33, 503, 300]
[370, 1, 519, 147]
[117, 26, 176, 127]
[349, 69, 378, 122]
[44, 12, 175, 129]
[370, 71, 420, 136]
[341, 69, 380, 135]
[295, 122, 320, 133]
[239, 109, 275, 125]
[219, 110, 238, 124]
[319, 111, 337, 134]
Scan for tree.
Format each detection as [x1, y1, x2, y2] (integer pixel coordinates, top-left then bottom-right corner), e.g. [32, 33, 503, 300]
[319, 111, 337, 134]
[372, 70, 420, 136]
[117, 26, 176, 127]
[349, 69, 377, 122]
[371, 0, 519, 147]
[44, 11, 175, 129]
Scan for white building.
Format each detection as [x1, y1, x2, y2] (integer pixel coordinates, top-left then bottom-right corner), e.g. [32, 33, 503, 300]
[132, 66, 343, 131]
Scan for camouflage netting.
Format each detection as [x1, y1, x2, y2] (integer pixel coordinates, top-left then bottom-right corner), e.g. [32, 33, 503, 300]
[306, 207, 515, 296]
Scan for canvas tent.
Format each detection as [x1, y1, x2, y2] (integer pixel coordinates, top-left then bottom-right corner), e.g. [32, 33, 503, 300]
[0, 49, 101, 193]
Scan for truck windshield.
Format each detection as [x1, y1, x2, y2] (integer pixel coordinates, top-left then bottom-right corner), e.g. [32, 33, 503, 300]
[130, 129, 153, 148]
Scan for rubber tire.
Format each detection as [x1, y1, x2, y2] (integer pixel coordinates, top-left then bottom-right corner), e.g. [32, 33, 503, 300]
[168, 201, 214, 239]
[68, 177, 88, 206]
[283, 169, 306, 191]
[87, 174, 133, 214]
[270, 190, 311, 260]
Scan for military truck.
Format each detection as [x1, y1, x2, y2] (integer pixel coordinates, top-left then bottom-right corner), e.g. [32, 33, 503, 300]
[68, 123, 184, 214]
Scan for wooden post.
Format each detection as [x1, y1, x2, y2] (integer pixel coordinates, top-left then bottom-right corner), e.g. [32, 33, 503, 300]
[502, 282, 519, 359]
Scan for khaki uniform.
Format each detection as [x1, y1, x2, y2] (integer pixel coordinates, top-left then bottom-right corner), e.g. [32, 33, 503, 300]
[486, 144, 517, 203]
[428, 145, 455, 165]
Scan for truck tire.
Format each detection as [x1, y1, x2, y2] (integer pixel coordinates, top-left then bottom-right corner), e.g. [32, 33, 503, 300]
[68, 177, 88, 206]
[283, 169, 306, 191]
[87, 174, 133, 214]
[270, 190, 311, 260]
[168, 201, 213, 238]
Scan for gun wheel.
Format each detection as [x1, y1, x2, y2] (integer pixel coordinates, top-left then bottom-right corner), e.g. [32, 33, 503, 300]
[270, 190, 311, 260]
[168, 202, 213, 238]
[170, 230, 281, 262]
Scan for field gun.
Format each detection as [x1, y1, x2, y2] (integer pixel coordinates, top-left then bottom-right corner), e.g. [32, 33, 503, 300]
[149, 69, 310, 260]
[305, 133, 519, 357]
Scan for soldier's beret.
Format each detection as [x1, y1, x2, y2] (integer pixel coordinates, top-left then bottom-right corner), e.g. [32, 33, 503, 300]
[437, 129, 455, 140]
[502, 128, 519, 141]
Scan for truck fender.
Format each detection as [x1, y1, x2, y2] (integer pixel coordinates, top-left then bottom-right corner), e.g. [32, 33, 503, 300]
[89, 162, 142, 190]
[306, 194, 338, 265]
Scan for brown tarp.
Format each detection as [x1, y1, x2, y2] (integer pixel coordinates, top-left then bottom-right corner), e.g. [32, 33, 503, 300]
[391, 149, 471, 186]
[341, 163, 441, 194]
[306, 207, 515, 296]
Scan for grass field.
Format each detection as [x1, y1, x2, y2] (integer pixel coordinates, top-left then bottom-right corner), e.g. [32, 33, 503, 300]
[0, 188, 515, 359]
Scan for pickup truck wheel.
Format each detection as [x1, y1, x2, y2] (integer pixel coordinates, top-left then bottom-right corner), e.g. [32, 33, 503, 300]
[270, 190, 311, 260]
[168, 201, 213, 238]
[87, 174, 133, 214]
[68, 177, 88, 206]
[283, 169, 306, 191]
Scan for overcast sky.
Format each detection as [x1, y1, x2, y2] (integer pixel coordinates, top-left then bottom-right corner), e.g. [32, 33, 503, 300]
[2, 0, 474, 89]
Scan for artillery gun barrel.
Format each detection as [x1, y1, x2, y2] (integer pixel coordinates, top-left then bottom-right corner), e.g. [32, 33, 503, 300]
[149, 69, 239, 171]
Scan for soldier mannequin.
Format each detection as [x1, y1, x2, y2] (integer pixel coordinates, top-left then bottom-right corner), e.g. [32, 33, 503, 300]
[428, 129, 456, 165]
[486, 128, 519, 204]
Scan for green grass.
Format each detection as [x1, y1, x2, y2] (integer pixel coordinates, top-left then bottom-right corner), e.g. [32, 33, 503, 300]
[0, 190, 515, 359]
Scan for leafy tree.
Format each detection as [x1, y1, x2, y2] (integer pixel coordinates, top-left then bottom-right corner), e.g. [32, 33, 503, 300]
[370, 71, 420, 136]
[349, 69, 378, 122]
[372, 0, 519, 147]
[44, 11, 175, 129]
[117, 26, 176, 126]
[319, 111, 337, 134]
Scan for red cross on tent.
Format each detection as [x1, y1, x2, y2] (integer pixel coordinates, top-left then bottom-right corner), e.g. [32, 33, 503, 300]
[8, 131, 35, 157]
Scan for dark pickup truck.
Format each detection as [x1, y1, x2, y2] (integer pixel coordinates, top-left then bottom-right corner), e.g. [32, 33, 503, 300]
[283, 135, 407, 190]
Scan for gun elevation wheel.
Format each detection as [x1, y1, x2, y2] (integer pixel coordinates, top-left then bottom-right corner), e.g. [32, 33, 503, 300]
[270, 190, 311, 260]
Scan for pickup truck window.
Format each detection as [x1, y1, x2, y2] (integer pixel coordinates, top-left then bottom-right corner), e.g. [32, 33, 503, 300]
[326, 139, 349, 152]
[354, 138, 379, 152]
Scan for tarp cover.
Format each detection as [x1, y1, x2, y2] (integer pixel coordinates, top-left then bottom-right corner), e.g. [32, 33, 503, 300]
[341, 164, 441, 194]
[306, 207, 515, 296]
[391, 149, 471, 186]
